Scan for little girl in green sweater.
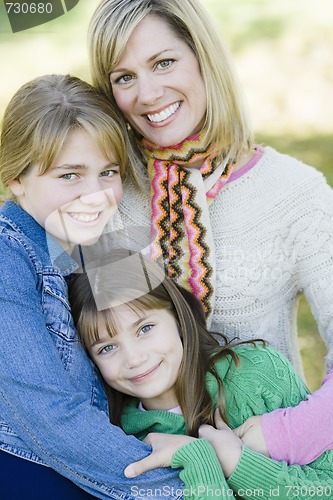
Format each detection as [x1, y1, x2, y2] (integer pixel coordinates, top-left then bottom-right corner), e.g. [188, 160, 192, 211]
[69, 249, 333, 499]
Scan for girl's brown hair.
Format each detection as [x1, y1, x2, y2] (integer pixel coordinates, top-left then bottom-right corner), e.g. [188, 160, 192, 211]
[69, 249, 261, 436]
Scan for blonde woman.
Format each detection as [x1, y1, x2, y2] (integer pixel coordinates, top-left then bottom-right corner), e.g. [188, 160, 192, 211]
[88, 0, 333, 479]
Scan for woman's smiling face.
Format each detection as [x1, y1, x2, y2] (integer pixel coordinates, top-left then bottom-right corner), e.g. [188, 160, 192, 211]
[110, 15, 207, 147]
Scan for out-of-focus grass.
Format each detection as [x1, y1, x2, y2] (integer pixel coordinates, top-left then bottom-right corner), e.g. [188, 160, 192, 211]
[0, 0, 95, 117]
[298, 296, 327, 392]
[256, 134, 333, 186]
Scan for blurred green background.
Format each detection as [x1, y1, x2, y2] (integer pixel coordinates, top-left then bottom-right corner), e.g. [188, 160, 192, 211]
[0, 0, 332, 390]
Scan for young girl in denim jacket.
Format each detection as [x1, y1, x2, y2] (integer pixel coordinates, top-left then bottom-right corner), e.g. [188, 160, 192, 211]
[68, 249, 333, 499]
[0, 75, 193, 499]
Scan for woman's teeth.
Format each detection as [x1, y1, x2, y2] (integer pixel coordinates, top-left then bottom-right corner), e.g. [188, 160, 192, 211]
[147, 102, 180, 123]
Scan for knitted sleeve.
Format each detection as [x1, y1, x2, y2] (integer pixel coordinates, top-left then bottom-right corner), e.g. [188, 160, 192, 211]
[261, 368, 333, 465]
[293, 172, 333, 369]
[228, 447, 333, 499]
[222, 346, 333, 499]
[172, 439, 231, 499]
[250, 164, 333, 467]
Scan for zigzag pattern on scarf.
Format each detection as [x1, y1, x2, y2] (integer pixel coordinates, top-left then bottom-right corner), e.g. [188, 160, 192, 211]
[145, 132, 234, 321]
[179, 167, 213, 316]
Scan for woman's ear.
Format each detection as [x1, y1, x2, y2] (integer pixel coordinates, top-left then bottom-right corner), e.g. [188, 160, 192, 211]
[8, 178, 25, 198]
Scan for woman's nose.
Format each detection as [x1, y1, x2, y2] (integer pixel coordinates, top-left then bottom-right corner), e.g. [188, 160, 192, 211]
[137, 77, 164, 106]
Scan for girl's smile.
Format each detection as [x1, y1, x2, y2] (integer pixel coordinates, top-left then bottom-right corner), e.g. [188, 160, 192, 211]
[129, 361, 162, 384]
[68, 212, 101, 222]
[110, 15, 207, 147]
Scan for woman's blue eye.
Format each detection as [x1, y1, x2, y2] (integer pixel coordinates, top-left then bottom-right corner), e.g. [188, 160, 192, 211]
[117, 74, 133, 85]
[157, 59, 174, 70]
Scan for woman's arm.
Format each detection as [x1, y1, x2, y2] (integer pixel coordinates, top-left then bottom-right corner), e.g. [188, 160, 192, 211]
[295, 174, 333, 370]
[0, 237, 182, 499]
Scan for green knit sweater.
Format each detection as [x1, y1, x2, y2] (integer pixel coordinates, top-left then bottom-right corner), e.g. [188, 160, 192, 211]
[121, 345, 333, 499]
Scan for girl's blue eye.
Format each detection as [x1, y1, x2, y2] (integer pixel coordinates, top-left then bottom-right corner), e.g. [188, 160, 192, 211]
[60, 173, 78, 181]
[100, 344, 115, 354]
[140, 324, 153, 335]
[100, 168, 119, 178]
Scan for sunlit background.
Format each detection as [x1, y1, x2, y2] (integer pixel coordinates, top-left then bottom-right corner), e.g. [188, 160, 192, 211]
[1, 0, 332, 390]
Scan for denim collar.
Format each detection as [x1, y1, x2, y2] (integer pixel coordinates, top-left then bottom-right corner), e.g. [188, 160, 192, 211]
[0, 201, 78, 275]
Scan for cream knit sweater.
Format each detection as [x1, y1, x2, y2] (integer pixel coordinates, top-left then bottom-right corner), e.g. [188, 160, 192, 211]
[109, 146, 333, 375]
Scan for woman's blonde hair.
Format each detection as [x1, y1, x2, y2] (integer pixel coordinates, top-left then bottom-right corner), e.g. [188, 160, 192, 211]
[0, 74, 137, 199]
[89, 0, 253, 162]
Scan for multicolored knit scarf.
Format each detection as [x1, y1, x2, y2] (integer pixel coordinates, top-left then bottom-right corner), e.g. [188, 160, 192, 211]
[143, 132, 235, 324]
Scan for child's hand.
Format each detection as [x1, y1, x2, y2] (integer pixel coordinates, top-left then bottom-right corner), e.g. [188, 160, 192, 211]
[233, 415, 269, 457]
[124, 433, 196, 478]
[198, 410, 242, 478]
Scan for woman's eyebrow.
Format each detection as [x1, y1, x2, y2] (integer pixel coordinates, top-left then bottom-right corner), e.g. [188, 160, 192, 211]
[111, 49, 174, 74]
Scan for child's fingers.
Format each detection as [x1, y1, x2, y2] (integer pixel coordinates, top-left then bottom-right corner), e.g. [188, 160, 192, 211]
[233, 423, 246, 438]
[198, 423, 218, 440]
[233, 416, 259, 438]
[213, 408, 230, 430]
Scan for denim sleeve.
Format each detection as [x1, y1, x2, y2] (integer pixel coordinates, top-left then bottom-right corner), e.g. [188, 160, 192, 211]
[0, 236, 183, 499]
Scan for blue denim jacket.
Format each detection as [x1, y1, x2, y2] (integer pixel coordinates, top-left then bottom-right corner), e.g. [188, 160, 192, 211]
[0, 202, 182, 499]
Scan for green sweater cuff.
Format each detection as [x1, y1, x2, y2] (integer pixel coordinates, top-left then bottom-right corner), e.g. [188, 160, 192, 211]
[172, 439, 231, 498]
[228, 446, 286, 497]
